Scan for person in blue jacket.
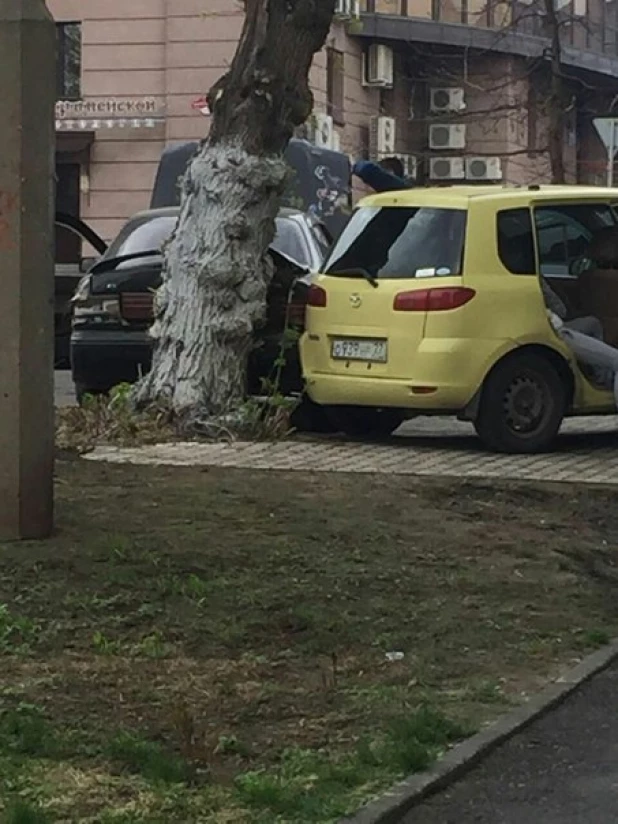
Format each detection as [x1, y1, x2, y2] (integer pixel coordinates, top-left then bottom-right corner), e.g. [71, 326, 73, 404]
[352, 156, 409, 193]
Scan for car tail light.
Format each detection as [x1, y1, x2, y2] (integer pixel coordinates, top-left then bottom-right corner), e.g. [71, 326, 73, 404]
[120, 292, 155, 321]
[393, 287, 476, 312]
[307, 285, 327, 308]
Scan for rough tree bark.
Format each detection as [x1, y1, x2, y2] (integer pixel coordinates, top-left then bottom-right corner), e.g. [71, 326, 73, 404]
[133, 0, 335, 422]
[543, 0, 566, 184]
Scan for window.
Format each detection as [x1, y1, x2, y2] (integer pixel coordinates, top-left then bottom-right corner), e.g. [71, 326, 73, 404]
[497, 209, 535, 274]
[534, 204, 617, 277]
[527, 83, 538, 156]
[324, 206, 467, 280]
[106, 215, 178, 266]
[56, 23, 82, 100]
[605, 0, 618, 56]
[55, 164, 81, 265]
[327, 48, 345, 126]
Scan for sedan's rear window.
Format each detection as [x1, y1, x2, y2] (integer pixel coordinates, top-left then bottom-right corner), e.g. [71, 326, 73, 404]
[106, 215, 178, 260]
[270, 218, 310, 267]
[323, 206, 467, 280]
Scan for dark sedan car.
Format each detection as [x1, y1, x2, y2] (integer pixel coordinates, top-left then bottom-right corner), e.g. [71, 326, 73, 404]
[55, 212, 107, 367]
[70, 206, 330, 403]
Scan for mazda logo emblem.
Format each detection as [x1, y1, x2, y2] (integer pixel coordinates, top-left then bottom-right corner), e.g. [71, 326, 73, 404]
[350, 293, 362, 308]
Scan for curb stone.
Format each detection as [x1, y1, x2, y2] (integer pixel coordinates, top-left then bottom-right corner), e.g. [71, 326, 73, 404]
[339, 638, 618, 824]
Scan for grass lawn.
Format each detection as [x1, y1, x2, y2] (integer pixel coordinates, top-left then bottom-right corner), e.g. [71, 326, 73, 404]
[0, 456, 617, 823]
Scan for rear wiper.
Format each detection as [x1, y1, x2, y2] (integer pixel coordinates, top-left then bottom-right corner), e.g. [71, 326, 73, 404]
[332, 266, 379, 288]
[90, 250, 162, 275]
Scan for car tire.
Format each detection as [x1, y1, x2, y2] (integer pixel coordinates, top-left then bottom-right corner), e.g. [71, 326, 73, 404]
[327, 406, 405, 438]
[474, 353, 567, 454]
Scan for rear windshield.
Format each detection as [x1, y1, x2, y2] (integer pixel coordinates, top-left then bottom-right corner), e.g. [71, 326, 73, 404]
[106, 215, 178, 260]
[270, 218, 311, 267]
[323, 206, 467, 279]
[105, 213, 315, 268]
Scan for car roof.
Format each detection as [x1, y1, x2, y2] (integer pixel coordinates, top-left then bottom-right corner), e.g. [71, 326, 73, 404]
[126, 206, 306, 223]
[360, 185, 618, 210]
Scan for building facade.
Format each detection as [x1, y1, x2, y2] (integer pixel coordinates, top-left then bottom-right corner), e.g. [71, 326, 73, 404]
[49, 0, 618, 252]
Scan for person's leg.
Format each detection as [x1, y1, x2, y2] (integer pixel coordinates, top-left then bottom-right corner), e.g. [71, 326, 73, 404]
[564, 316, 604, 339]
[563, 318, 611, 387]
[560, 328, 618, 403]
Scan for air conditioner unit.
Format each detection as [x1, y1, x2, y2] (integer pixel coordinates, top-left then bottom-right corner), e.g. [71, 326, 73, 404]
[430, 87, 466, 114]
[334, 0, 360, 17]
[429, 123, 466, 150]
[429, 157, 465, 181]
[313, 113, 334, 149]
[465, 156, 503, 181]
[364, 44, 394, 87]
[391, 153, 417, 180]
[369, 116, 396, 157]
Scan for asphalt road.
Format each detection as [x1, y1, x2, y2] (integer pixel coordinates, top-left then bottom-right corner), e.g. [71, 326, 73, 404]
[401, 660, 618, 824]
[55, 369, 76, 407]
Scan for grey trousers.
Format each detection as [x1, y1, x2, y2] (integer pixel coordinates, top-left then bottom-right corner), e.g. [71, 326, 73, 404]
[559, 318, 618, 407]
[564, 316, 604, 338]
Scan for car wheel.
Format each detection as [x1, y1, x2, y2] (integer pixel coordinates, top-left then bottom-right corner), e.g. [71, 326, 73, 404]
[474, 353, 567, 453]
[328, 406, 405, 438]
[290, 398, 337, 434]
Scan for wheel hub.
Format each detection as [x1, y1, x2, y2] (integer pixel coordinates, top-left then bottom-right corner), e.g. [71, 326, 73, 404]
[503, 375, 546, 433]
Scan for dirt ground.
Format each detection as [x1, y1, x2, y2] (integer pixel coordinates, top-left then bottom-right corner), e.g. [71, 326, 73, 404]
[0, 457, 617, 823]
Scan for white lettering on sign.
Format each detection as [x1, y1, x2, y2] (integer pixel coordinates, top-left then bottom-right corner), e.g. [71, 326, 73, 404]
[55, 98, 161, 119]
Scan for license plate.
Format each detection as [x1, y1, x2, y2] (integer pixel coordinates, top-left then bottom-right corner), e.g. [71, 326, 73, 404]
[331, 338, 387, 363]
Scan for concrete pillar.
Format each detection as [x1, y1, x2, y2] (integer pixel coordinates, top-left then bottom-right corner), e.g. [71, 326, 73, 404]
[0, 0, 55, 539]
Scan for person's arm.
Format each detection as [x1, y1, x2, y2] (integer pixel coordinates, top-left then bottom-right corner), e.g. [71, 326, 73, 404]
[352, 160, 407, 193]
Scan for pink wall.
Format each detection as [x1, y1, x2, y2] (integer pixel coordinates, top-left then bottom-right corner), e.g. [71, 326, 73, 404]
[48, 0, 616, 242]
[49, 0, 237, 241]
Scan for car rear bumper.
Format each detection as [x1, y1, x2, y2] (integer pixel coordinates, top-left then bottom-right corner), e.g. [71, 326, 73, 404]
[303, 372, 473, 411]
[71, 330, 152, 392]
[301, 335, 518, 411]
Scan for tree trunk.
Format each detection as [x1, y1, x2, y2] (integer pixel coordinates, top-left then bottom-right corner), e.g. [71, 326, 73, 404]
[134, 0, 335, 422]
[543, 0, 566, 184]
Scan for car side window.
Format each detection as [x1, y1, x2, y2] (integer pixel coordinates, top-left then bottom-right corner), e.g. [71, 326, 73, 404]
[496, 209, 535, 274]
[533, 204, 616, 278]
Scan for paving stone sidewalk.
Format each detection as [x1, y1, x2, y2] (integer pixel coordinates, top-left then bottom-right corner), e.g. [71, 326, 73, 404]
[87, 415, 618, 486]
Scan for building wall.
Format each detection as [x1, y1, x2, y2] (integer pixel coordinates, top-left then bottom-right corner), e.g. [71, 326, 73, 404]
[310, 23, 381, 197]
[49, 0, 618, 245]
[50, 0, 165, 241]
[49, 0, 240, 242]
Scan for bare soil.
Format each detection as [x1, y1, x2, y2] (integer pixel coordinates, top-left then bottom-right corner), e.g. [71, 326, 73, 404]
[0, 458, 617, 822]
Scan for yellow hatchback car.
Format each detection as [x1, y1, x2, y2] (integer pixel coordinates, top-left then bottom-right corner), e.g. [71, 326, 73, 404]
[300, 185, 618, 453]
